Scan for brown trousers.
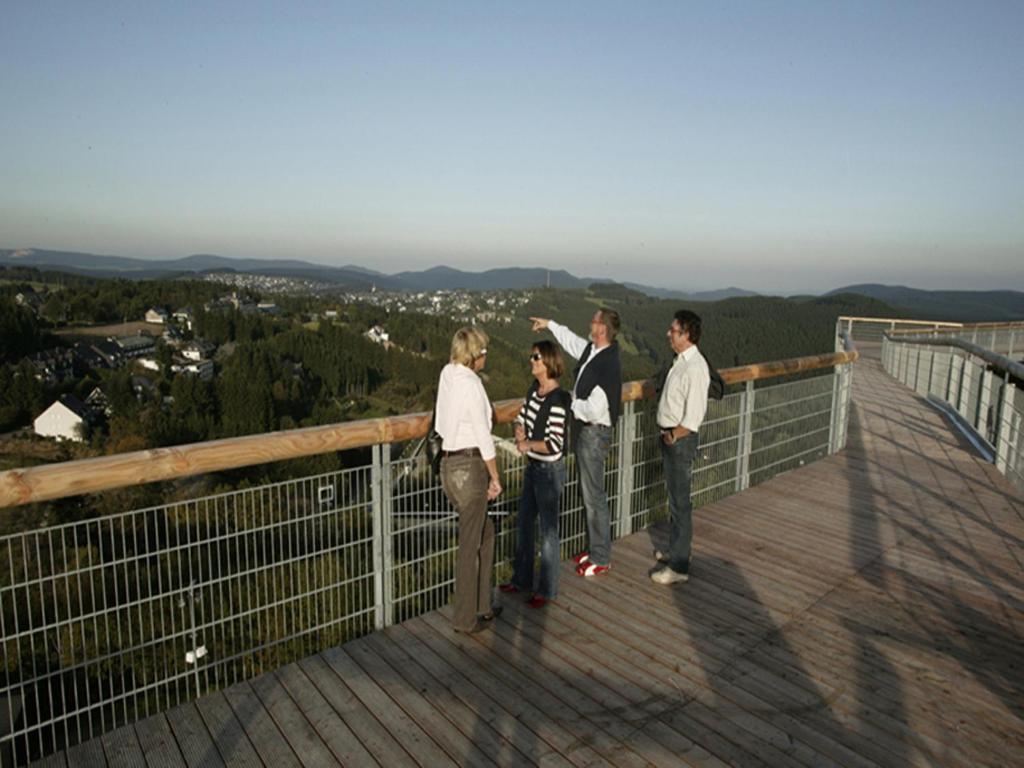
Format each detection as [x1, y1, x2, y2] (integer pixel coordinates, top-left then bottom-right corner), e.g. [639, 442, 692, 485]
[441, 454, 494, 631]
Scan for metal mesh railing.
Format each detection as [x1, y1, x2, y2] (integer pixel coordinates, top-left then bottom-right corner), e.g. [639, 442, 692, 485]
[1, 364, 854, 766]
[882, 334, 1024, 493]
[889, 323, 1024, 359]
[838, 316, 963, 343]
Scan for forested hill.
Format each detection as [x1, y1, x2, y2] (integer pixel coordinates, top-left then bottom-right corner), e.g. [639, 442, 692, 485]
[492, 287, 897, 375]
[827, 284, 1024, 322]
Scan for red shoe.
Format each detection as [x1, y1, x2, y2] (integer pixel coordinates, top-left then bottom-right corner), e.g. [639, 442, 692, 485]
[526, 595, 549, 609]
[576, 562, 610, 577]
[498, 583, 521, 594]
[572, 552, 590, 565]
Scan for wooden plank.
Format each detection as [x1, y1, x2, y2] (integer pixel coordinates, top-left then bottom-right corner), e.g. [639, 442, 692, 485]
[274, 661, 378, 767]
[533, 576, 840, 768]
[221, 682, 300, 768]
[411, 613, 634, 768]
[29, 751, 68, 768]
[248, 671, 337, 767]
[344, 636, 498, 767]
[133, 715, 186, 768]
[298, 654, 412, 766]
[164, 705, 225, 768]
[428, 600, 726, 768]
[380, 623, 578, 767]
[502, 580, 818, 768]
[192, 692, 262, 768]
[320, 646, 457, 768]
[193, 691, 262, 768]
[363, 630, 533, 767]
[100, 723, 147, 768]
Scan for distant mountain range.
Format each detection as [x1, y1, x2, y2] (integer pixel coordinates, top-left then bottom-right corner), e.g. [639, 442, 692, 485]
[3, 249, 1022, 320]
[826, 284, 1024, 322]
[0, 248, 757, 300]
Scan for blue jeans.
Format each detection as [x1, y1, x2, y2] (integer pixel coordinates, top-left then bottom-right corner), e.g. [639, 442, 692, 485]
[512, 458, 566, 599]
[576, 424, 613, 566]
[662, 432, 699, 574]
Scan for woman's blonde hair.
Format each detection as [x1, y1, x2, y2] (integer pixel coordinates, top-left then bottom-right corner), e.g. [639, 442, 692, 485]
[450, 326, 490, 366]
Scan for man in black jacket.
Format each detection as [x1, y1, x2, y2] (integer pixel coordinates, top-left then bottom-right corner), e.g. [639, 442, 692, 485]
[531, 309, 622, 576]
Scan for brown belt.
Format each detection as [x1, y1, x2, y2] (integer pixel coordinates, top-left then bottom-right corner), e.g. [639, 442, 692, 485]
[443, 448, 481, 458]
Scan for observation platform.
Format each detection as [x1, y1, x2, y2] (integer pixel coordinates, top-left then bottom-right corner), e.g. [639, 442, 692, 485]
[29, 346, 1024, 767]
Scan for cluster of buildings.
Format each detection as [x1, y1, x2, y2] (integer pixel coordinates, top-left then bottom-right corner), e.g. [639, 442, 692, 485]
[330, 289, 532, 325]
[203, 271, 331, 295]
[26, 306, 222, 442]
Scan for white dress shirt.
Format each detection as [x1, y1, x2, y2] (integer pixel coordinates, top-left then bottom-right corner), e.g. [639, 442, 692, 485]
[548, 321, 612, 426]
[657, 346, 710, 433]
[435, 362, 496, 460]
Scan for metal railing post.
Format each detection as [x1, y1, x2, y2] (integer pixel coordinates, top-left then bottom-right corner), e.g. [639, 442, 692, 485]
[977, 366, 993, 439]
[828, 367, 841, 454]
[944, 348, 955, 402]
[736, 381, 754, 489]
[615, 401, 636, 538]
[370, 442, 394, 629]
[994, 374, 1014, 474]
[926, 348, 937, 396]
[955, 354, 969, 418]
[839, 362, 853, 450]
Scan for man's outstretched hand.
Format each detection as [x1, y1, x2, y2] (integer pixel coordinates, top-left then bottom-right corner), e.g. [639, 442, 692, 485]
[530, 317, 550, 332]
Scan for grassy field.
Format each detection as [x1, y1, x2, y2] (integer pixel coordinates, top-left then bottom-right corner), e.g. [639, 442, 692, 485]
[55, 321, 164, 338]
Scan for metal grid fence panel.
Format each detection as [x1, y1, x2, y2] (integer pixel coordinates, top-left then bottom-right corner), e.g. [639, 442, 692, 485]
[1, 365, 853, 765]
[882, 335, 1024, 494]
[1, 467, 376, 766]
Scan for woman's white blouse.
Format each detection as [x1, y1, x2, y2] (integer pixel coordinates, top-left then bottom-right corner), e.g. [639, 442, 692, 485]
[435, 363, 496, 460]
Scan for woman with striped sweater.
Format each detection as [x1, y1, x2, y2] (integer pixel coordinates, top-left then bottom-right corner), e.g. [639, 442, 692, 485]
[500, 341, 571, 608]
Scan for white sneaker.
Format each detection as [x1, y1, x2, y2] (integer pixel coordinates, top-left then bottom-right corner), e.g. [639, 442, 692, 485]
[650, 567, 689, 585]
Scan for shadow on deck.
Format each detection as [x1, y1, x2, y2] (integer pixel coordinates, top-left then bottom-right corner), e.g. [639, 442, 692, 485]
[36, 350, 1024, 767]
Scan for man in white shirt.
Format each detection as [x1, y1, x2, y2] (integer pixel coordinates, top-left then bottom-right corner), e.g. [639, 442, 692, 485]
[651, 310, 710, 585]
[531, 309, 622, 576]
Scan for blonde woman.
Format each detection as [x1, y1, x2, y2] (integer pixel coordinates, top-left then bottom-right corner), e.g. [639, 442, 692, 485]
[435, 327, 503, 633]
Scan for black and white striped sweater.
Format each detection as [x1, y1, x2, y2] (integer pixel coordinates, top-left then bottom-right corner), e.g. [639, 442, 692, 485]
[516, 383, 571, 462]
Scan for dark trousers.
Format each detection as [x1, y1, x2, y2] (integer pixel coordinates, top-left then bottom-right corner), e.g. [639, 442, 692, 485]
[662, 432, 699, 574]
[441, 454, 494, 630]
[512, 458, 566, 599]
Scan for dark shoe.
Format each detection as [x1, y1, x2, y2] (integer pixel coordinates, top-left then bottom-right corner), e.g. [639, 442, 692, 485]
[455, 620, 487, 633]
[498, 583, 521, 594]
[526, 595, 549, 609]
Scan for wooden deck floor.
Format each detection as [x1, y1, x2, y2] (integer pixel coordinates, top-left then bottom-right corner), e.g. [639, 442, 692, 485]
[35, 350, 1024, 767]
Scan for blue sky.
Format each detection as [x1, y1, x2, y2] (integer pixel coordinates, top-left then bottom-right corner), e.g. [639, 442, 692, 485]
[2, 1, 1021, 293]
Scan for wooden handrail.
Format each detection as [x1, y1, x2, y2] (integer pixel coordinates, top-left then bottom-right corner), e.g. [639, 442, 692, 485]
[0, 349, 858, 509]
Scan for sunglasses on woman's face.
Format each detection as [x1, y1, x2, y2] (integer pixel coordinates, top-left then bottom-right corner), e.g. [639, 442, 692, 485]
[529, 353, 543, 362]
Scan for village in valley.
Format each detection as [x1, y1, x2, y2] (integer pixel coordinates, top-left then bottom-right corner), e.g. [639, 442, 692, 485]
[6, 271, 533, 446]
